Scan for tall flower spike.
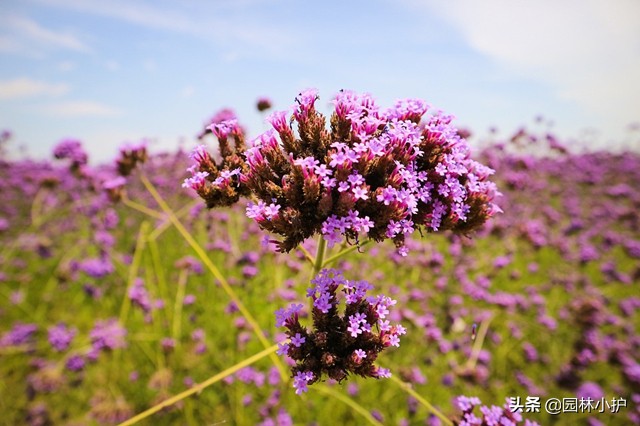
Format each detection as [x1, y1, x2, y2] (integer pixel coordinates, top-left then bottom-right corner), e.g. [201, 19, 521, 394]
[243, 89, 500, 253]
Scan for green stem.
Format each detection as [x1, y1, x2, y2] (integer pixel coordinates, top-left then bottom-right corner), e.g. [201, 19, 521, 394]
[122, 194, 165, 219]
[117, 344, 279, 426]
[388, 375, 453, 426]
[148, 238, 170, 324]
[313, 384, 384, 426]
[139, 173, 288, 381]
[464, 314, 493, 370]
[322, 239, 371, 268]
[312, 237, 327, 277]
[308, 236, 327, 311]
[119, 222, 150, 324]
[297, 244, 316, 267]
[172, 269, 188, 343]
[147, 200, 199, 241]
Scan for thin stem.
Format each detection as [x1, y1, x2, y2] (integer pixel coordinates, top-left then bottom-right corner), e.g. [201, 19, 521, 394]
[147, 238, 170, 323]
[388, 375, 453, 426]
[122, 194, 165, 219]
[172, 269, 188, 343]
[147, 200, 200, 241]
[119, 221, 150, 324]
[322, 239, 371, 268]
[117, 344, 279, 426]
[33, 243, 84, 321]
[312, 237, 327, 277]
[308, 236, 327, 311]
[296, 244, 316, 267]
[464, 314, 493, 370]
[139, 174, 287, 381]
[313, 384, 384, 426]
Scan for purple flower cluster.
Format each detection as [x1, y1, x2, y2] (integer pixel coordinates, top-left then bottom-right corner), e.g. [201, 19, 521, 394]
[242, 89, 500, 253]
[116, 141, 147, 176]
[128, 278, 152, 313]
[275, 269, 404, 394]
[454, 396, 540, 426]
[53, 138, 88, 167]
[47, 323, 76, 352]
[183, 119, 251, 208]
[197, 108, 241, 140]
[90, 318, 127, 353]
[79, 257, 114, 279]
[0, 323, 37, 347]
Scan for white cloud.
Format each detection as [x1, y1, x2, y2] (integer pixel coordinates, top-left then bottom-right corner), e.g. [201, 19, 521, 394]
[34, 0, 293, 56]
[0, 14, 89, 54]
[0, 78, 69, 99]
[40, 100, 121, 117]
[419, 0, 640, 132]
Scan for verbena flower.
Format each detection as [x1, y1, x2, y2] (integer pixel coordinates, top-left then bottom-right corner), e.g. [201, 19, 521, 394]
[47, 323, 76, 352]
[0, 323, 37, 347]
[197, 108, 241, 140]
[275, 269, 404, 394]
[183, 120, 251, 208]
[90, 318, 127, 352]
[116, 141, 147, 176]
[80, 257, 114, 279]
[102, 175, 127, 202]
[128, 278, 152, 313]
[243, 89, 500, 253]
[66, 354, 86, 372]
[53, 139, 88, 167]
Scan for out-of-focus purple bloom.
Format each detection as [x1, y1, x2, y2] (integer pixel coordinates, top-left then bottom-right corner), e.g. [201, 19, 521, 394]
[53, 139, 88, 166]
[90, 319, 127, 352]
[576, 382, 604, 400]
[128, 278, 151, 313]
[0, 323, 37, 347]
[47, 323, 76, 352]
[161, 337, 175, 352]
[175, 256, 204, 274]
[66, 354, 85, 372]
[80, 257, 114, 279]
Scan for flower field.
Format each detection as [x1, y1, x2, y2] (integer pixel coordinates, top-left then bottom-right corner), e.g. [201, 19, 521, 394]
[0, 93, 638, 425]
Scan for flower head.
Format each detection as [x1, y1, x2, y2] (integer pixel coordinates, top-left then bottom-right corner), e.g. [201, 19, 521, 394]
[47, 323, 77, 352]
[243, 90, 499, 253]
[90, 318, 127, 352]
[116, 141, 147, 176]
[276, 269, 404, 394]
[53, 139, 88, 166]
[184, 118, 251, 208]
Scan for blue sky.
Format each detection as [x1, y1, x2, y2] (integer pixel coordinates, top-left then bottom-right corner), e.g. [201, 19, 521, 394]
[1, 0, 639, 162]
